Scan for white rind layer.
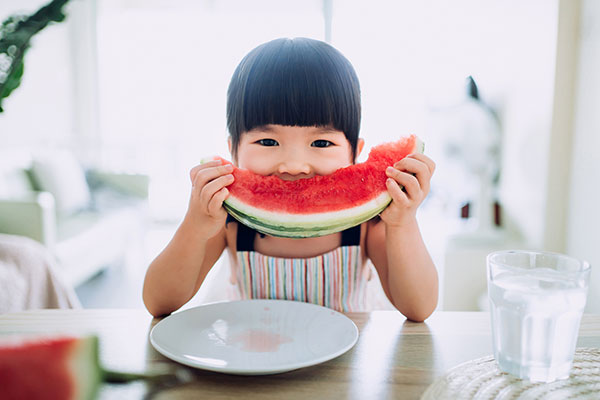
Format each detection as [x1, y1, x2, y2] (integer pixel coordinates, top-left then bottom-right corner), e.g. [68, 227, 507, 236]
[224, 192, 392, 238]
[226, 191, 391, 225]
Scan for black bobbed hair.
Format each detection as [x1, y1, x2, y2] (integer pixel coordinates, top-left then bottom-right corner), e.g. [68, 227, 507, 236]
[226, 37, 361, 161]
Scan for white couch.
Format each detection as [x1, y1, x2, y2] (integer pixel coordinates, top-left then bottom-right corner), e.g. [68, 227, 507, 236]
[0, 150, 149, 287]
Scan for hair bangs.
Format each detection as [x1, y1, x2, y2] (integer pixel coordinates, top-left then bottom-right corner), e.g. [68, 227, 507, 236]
[227, 38, 361, 159]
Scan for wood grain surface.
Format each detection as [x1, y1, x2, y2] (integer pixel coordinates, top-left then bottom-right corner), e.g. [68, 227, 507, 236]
[1, 310, 598, 399]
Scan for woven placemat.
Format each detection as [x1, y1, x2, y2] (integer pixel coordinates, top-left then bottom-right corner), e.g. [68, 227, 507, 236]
[421, 348, 600, 400]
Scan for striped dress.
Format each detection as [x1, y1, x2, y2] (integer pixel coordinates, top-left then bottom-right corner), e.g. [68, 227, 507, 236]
[229, 217, 370, 312]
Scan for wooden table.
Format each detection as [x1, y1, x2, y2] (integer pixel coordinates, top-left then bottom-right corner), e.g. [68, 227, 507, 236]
[1, 310, 599, 399]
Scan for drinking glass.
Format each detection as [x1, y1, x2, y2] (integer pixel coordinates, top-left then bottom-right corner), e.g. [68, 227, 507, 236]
[487, 250, 590, 382]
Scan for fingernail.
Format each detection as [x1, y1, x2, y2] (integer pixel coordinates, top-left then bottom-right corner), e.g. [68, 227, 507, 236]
[224, 164, 233, 171]
[386, 166, 395, 173]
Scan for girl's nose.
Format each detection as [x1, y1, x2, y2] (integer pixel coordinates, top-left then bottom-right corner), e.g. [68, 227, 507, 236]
[277, 156, 311, 176]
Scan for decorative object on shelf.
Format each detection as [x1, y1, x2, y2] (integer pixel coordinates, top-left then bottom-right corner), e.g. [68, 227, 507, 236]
[428, 75, 503, 236]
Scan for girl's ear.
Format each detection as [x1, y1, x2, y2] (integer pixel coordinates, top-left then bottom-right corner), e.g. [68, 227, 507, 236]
[356, 138, 365, 159]
[228, 136, 239, 165]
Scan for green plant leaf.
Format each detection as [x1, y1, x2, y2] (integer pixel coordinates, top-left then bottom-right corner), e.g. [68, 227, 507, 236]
[0, 52, 25, 109]
[0, 0, 70, 113]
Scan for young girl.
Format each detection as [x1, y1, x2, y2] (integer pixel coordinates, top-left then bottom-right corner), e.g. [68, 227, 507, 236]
[143, 37, 438, 321]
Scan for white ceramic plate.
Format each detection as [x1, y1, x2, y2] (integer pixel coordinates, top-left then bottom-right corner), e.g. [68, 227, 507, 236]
[150, 299, 359, 375]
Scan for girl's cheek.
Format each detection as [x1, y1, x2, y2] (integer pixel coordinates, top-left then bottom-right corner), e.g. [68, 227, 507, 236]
[237, 152, 273, 175]
[314, 160, 349, 176]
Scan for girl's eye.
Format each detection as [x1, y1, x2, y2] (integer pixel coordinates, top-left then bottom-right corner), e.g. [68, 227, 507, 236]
[257, 139, 279, 146]
[311, 140, 334, 148]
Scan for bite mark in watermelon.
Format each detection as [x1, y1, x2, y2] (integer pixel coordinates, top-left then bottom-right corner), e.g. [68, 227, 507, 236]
[223, 134, 424, 238]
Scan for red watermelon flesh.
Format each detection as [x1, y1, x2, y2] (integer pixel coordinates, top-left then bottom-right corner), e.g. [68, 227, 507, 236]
[222, 134, 424, 238]
[0, 335, 182, 400]
[0, 336, 101, 400]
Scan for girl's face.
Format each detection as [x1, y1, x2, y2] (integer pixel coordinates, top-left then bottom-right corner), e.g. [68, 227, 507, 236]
[231, 124, 364, 180]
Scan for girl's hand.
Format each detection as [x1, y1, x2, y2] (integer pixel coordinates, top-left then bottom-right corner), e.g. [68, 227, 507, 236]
[380, 154, 436, 228]
[184, 159, 234, 238]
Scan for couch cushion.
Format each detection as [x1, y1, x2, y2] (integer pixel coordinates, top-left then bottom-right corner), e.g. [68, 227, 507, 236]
[0, 169, 32, 198]
[54, 206, 144, 286]
[0, 152, 34, 198]
[30, 150, 91, 215]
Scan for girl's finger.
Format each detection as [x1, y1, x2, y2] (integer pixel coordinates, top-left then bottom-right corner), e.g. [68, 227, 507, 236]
[189, 159, 227, 183]
[407, 153, 436, 175]
[393, 157, 431, 194]
[192, 163, 233, 191]
[207, 187, 230, 216]
[386, 167, 420, 199]
[199, 173, 234, 212]
[386, 178, 410, 207]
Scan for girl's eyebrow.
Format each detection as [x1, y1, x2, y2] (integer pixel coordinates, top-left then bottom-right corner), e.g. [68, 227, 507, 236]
[247, 125, 276, 134]
[312, 127, 341, 134]
[247, 125, 340, 134]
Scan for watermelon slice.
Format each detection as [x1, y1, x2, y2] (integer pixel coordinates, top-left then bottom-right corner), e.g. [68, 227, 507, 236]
[0, 336, 102, 400]
[0, 335, 190, 400]
[223, 134, 424, 238]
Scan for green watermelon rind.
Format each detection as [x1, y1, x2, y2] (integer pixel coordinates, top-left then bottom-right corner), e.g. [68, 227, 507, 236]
[224, 192, 393, 238]
[73, 336, 103, 400]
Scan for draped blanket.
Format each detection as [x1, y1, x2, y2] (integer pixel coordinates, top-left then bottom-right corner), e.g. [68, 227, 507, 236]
[0, 234, 80, 313]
